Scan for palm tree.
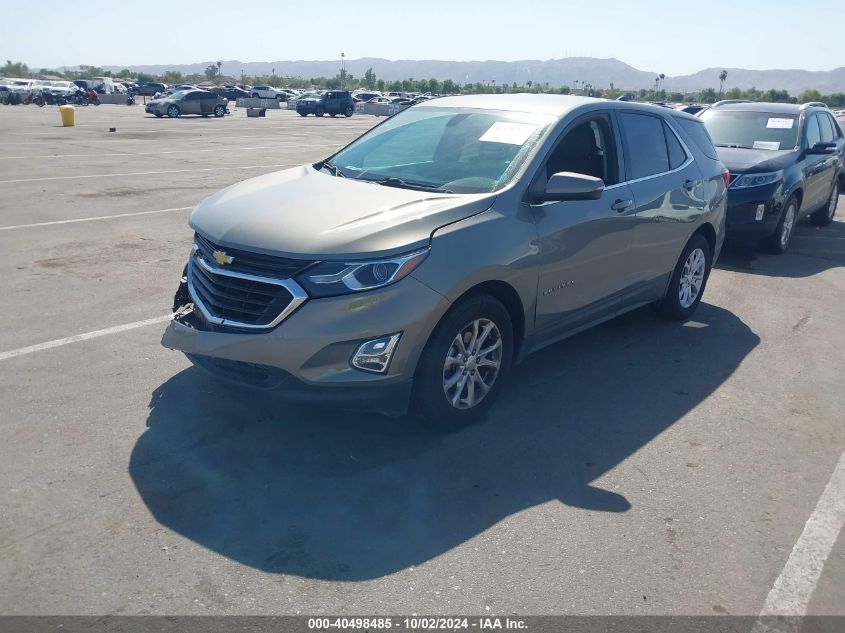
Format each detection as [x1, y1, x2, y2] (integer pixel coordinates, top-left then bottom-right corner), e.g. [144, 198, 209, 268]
[659, 73, 665, 92]
[216, 60, 223, 84]
[718, 70, 728, 95]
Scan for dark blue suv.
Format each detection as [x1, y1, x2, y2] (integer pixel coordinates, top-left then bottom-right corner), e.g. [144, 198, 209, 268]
[700, 101, 844, 253]
[296, 90, 355, 118]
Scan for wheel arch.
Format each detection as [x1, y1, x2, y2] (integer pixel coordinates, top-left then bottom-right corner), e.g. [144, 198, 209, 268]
[449, 280, 526, 359]
[691, 222, 717, 259]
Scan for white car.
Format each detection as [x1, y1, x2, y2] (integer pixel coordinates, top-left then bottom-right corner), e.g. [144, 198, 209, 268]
[250, 85, 286, 100]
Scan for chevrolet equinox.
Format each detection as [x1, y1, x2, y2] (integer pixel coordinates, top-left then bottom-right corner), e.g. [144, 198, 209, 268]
[162, 94, 728, 426]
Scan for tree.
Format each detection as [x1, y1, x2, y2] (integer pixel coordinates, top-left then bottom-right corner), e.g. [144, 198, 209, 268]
[2, 60, 30, 77]
[699, 87, 717, 103]
[376, 79, 385, 92]
[119, 69, 132, 78]
[799, 89, 822, 103]
[718, 70, 728, 95]
[204, 64, 219, 81]
[363, 67, 376, 89]
[659, 73, 665, 92]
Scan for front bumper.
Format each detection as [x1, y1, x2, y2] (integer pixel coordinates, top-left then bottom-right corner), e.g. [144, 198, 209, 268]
[724, 184, 783, 240]
[161, 274, 450, 414]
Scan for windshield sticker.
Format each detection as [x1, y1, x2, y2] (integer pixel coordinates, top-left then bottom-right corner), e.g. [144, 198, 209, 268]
[766, 118, 794, 129]
[479, 122, 539, 145]
[753, 141, 781, 150]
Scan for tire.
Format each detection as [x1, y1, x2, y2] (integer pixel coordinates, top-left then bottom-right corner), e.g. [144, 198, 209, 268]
[154, 113, 163, 118]
[657, 233, 712, 321]
[251, 93, 260, 99]
[345, 106, 354, 117]
[760, 195, 798, 254]
[810, 181, 839, 227]
[329, 112, 336, 117]
[413, 294, 513, 428]
[315, 107, 324, 117]
[214, 105, 225, 117]
[298, 111, 308, 117]
[167, 105, 180, 118]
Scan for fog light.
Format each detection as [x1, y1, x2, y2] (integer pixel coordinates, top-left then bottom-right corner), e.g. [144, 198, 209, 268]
[351, 333, 402, 374]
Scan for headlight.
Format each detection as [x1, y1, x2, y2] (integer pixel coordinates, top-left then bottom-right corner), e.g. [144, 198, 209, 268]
[296, 248, 429, 298]
[731, 171, 783, 189]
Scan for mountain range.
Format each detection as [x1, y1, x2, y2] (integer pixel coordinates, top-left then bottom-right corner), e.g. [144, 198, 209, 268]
[99, 57, 845, 94]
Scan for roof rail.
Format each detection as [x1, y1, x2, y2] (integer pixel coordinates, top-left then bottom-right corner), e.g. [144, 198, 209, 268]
[711, 99, 753, 107]
[800, 101, 828, 110]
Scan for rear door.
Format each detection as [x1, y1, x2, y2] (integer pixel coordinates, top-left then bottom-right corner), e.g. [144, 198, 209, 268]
[181, 91, 202, 115]
[533, 112, 638, 333]
[199, 92, 216, 115]
[814, 113, 840, 203]
[617, 111, 707, 288]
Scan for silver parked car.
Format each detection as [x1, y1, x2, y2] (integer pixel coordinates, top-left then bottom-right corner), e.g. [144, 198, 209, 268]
[163, 94, 728, 426]
[145, 89, 228, 118]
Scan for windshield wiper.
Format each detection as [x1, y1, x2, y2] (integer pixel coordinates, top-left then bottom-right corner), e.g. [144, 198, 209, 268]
[367, 176, 453, 193]
[320, 161, 346, 178]
[715, 143, 755, 149]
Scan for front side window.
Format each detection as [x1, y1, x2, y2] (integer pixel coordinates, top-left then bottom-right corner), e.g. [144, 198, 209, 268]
[330, 107, 554, 193]
[805, 114, 821, 147]
[699, 109, 800, 151]
[544, 117, 618, 185]
[619, 112, 670, 179]
[818, 113, 835, 143]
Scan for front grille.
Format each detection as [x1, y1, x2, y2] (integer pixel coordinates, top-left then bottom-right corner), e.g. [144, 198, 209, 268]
[187, 353, 289, 389]
[189, 258, 296, 327]
[194, 232, 315, 278]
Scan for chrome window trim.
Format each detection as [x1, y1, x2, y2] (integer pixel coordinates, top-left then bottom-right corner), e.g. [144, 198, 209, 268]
[187, 250, 309, 331]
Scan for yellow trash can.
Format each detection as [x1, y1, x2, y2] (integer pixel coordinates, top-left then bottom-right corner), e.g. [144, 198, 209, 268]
[59, 105, 75, 127]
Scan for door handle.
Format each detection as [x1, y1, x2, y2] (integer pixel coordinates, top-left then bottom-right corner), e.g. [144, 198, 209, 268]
[611, 199, 634, 212]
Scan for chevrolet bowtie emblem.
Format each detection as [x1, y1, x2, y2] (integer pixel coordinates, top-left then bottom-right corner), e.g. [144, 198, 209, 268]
[212, 250, 234, 266]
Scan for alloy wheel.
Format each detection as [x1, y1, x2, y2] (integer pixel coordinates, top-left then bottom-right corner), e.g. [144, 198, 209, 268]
[442, 318, 503, 410]
[780, 203, 796, 248]
[678, 247, 706, 309]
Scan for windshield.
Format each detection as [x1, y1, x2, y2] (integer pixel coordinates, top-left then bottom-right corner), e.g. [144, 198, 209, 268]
[328, 107, 553, 193]
[699, 110, 799, 150]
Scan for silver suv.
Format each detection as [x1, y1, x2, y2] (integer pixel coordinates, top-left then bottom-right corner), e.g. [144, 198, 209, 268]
[163, 94, 728, 426]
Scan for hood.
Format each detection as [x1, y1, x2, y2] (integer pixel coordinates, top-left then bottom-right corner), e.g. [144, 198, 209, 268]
[716, 147, 798, 173]
[188, 166, 495, 259]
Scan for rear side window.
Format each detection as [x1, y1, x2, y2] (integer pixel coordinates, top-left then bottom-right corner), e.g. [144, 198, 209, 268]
[818, 113, 835, 143]
[619, 112, 670, 179]
[665, 122, 687, 169]
[675, 117, 719, 160]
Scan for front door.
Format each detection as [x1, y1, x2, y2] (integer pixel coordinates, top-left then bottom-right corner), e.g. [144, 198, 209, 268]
[533, 113, 637, 334]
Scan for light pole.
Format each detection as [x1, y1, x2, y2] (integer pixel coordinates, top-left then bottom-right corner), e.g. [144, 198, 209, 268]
[341, 52, 345, 89]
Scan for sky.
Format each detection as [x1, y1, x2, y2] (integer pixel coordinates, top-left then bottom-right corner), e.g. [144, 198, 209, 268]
[1, 0, 841, 76]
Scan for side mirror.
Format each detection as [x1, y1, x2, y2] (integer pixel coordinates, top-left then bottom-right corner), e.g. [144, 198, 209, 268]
[807, 141, 836, 155]
[540, 172, 605, 202]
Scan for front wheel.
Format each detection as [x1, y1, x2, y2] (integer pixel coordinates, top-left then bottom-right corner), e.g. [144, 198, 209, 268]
[657, 233, 712, 320]
[810, 181, 839, 227]
[760, 195, 797, 254]
[413, 294, 513, 428]
[213, 105, 225, 117]
[167, 105, 180, 118]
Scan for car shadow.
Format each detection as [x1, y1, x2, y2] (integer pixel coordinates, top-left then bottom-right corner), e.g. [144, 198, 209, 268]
[717, 212, 845, 278]
[130, 302, 758, 580]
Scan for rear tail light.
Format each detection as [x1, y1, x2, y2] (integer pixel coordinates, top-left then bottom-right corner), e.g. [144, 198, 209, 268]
[722, 169, 731, 188]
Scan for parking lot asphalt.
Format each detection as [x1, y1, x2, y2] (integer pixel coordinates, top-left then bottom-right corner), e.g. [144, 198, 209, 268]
[0, 104, 843, 616]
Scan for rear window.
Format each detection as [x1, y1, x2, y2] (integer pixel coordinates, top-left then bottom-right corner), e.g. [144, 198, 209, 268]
[675, 117, 719, 160]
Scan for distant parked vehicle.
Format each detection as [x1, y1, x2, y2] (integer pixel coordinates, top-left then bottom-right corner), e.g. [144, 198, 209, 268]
[250, 85, 287, 100]
[136, 82, 167, 96]
[296, 90, 354, 117]
[145, 89, 229, 118]
[210, 86, 251, 101]
[700, 101, 844, 253]
[352, 91, 382, 103]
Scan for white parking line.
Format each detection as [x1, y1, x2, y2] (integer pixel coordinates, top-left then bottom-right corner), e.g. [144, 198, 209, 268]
[0, 142, 338, 160]
[0, 206, 192, 231]
[751, 450, 845, 631]
[0, 315, 173, 362]
[0, 163, 293, 184]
